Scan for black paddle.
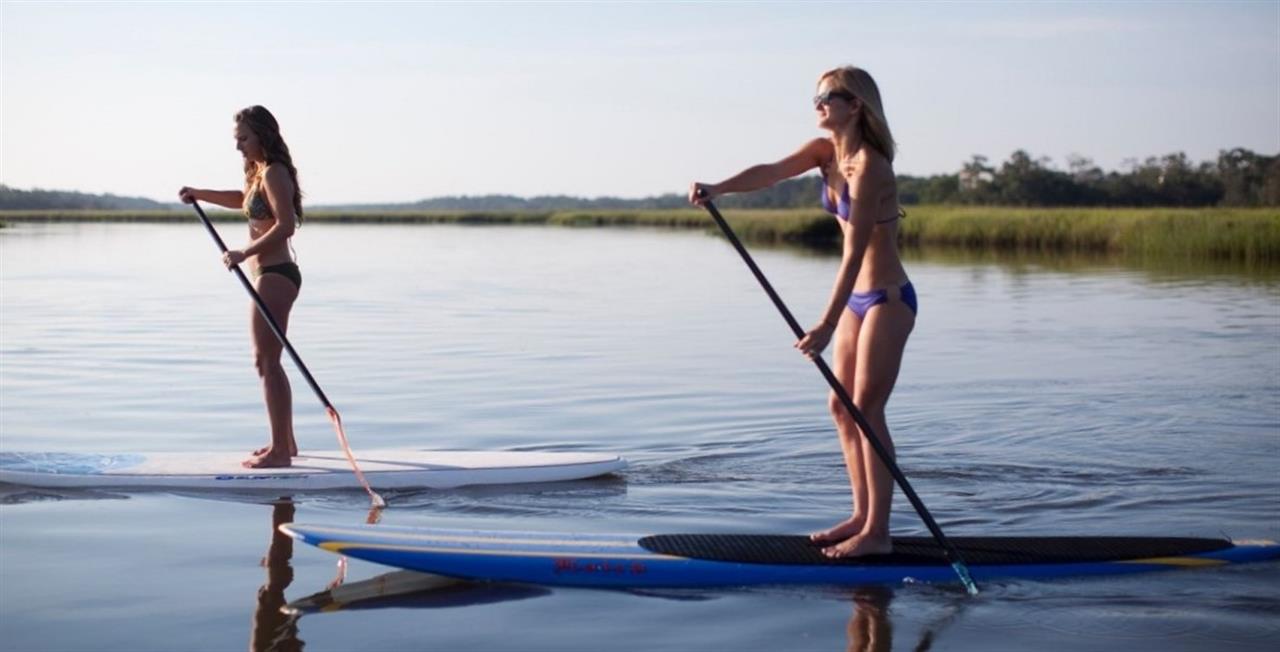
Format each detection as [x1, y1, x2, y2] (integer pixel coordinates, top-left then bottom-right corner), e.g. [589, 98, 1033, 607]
[696, 192, 978, 595]
[189, 200, 385, 511]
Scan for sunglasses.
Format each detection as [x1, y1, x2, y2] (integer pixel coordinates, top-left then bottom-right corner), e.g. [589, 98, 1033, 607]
[813, 90, 856, 108]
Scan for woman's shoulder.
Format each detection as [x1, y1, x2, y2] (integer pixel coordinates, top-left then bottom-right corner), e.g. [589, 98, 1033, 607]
[261, 163, 294, 189]
[843, 147, 894, 183]
[806, 137, 836, 162]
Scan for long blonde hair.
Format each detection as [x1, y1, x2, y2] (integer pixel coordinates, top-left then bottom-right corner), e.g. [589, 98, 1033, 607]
[235, 105, 304, 224]
[819, 66, 896, 163]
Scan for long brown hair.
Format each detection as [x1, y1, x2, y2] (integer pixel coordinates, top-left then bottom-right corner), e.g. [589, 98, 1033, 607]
[235, 105, 303, 224]
[818, 66, 896, 163]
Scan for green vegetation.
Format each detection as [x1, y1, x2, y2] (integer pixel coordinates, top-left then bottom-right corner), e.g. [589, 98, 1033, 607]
[0, 209, 200, 221]
[0, 208, 844, 246]
[899, 148, 1279, 208]
[0, 185, 169, 210]
[899, 206, 1280, 265]
[4, 206, 1277, 265]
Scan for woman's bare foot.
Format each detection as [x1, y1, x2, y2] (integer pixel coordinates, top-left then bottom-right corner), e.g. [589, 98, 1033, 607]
[251, 442, 298, 457]
[242, 450, 293, 468]
[809, 514, 866, 545]
[821, 531, 893, 558]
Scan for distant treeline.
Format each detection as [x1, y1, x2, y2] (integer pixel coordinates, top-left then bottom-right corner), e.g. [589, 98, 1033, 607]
[0, 185, 169, 210]
[3, 148, 1276, 211]
[896, 148, 1280, 208]
[311, 147, 1280, 211]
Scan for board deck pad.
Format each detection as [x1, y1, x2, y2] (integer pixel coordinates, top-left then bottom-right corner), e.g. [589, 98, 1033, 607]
[637, 534, 1235, 566]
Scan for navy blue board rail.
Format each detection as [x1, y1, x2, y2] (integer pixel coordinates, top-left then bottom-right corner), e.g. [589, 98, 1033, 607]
[280, 524, 1280, 588]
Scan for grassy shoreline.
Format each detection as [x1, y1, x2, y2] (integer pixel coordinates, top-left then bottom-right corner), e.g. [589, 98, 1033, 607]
[3, 206, 1277, 264]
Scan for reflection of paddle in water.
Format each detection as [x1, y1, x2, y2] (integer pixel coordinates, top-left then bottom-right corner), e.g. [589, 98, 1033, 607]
[908, 590, 969, 652]
[250, 499, 303, 652]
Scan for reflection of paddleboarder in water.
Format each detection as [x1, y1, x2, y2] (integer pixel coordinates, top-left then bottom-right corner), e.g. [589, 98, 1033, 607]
[843, 585, 969, 652]
[845, 586, 893, 652]
[251, 499, 303, 652]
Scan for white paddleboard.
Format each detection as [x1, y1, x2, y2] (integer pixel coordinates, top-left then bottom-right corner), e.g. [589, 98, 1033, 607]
[0, 450, 626, 490]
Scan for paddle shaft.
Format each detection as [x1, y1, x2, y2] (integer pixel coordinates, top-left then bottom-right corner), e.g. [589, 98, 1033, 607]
[698, 196, 978, 594]
[190, 201, 333, 410]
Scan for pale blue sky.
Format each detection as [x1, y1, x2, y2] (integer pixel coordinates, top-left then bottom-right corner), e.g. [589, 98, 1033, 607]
[2, 1, 1277, 204]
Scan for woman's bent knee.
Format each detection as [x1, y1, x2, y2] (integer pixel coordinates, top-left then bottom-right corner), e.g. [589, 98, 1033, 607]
[254, 354, 285, 378]
[852, 389, 888, 417]
[828, 394, 860, 431]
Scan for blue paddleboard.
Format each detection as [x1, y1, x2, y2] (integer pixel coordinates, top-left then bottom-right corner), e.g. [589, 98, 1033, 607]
[280, 523, 1280, 588]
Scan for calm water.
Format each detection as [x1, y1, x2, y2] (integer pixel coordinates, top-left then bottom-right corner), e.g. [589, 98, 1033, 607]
[1, 222, 1277, 651]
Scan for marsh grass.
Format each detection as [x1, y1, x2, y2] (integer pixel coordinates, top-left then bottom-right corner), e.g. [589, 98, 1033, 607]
[4, 206, 1277, 264]
[898, 206, 1280, 265]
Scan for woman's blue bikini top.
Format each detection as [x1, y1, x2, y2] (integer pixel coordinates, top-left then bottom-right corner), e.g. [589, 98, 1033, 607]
[820, 173, 903, 224]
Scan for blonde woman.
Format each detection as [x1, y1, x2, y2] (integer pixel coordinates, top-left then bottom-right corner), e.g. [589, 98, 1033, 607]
[180, 106, 304, 469]
[690, 67, 914, 558]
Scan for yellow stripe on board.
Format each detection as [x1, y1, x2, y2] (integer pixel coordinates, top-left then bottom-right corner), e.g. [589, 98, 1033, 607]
[1115, 556, 1229, 568]
[317, 541, 682, 561]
